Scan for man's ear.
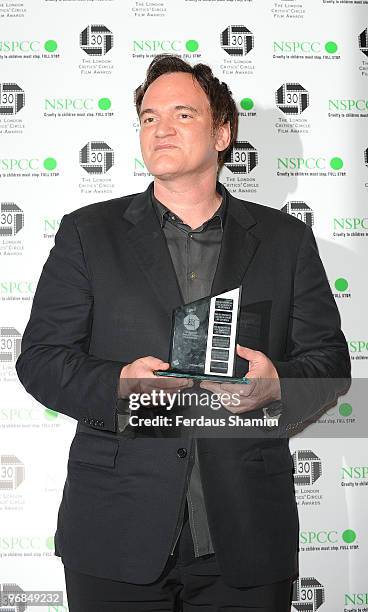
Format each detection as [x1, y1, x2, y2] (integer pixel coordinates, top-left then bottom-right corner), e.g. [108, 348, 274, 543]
[215, 121, 231, 153]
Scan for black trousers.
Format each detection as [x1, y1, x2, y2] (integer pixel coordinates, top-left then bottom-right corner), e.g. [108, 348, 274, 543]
[64, 502, 293, 612]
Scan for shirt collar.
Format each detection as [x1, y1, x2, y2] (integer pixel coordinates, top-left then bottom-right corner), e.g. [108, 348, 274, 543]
[150, 182, 227, 230]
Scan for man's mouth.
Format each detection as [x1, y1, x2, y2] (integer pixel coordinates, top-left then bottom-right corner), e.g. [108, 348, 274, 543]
[154, 144, 178, 151]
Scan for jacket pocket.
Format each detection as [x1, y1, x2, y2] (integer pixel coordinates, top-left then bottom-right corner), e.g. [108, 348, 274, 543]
[68, 432, 119, 468]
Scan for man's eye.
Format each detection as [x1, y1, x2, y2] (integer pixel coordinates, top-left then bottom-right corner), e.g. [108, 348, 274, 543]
[143, 117, 155, 124]
[179, 114, 192, 119]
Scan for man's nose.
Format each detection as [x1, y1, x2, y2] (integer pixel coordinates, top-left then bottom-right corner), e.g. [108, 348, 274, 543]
[155, 117, 176, 137]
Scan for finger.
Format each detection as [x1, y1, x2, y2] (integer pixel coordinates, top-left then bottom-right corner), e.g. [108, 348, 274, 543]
[218, 396, 257, 414]
[237, 380, 257, 396]
[228, 400, 259, 414]
[244, 371, 260, 380]
[236, 344, 260, 361]
[160, 377, 194, 387]
[199, 381, 225, 394]
[144, 377, 193, 390]
[142, 357, 170, 369]
[199, 381, 240, 395]
[199, 380, 256, 395]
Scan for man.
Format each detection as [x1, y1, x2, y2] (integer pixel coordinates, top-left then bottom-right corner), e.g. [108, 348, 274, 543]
[16, 55, 350, 611]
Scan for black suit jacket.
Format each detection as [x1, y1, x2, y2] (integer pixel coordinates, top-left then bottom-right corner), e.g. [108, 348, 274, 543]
[15, 182, 350, 587]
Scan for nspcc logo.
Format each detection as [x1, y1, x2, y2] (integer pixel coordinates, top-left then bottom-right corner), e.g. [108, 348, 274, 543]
[0, 203, 24, 236]
[132, 39, 199, 54]
[80, 141, 114, 174]
[273, 40, 338, 55]
[0, 83, 25, 115]
[80, 25, 113, 56]
[0, 157, 57, 174]
[293, 450, 322, 486]
[281, 201, 314, 227]
[276, 83, 309, 114]
[224, 141, 258, 174]
[221, 25, 254, 56]
[292, 578, 325, 612]
[277, 156, 344, 172]
[0, 455, 25, 490]
[359, 28, 368, 57]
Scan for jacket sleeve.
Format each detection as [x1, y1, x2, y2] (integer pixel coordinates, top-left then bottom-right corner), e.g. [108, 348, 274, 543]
[272, 223, 351, 434]
[15, 213, 128, 433]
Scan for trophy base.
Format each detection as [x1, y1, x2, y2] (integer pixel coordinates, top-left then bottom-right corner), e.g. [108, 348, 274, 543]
[153, 370, 249, 384]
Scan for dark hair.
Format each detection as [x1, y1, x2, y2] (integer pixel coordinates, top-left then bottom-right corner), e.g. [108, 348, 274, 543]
[134, 54, 238, 168]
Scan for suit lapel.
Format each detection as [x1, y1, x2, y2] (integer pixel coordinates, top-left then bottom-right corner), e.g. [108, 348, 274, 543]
[122, 184, 183, 316]
[211, 187, 260, 297]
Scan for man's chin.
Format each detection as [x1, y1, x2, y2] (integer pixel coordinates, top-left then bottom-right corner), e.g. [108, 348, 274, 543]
[148, 166, 183, 181]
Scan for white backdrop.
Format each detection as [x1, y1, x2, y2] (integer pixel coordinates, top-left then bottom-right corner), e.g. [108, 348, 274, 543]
[0, 0, 367, 610]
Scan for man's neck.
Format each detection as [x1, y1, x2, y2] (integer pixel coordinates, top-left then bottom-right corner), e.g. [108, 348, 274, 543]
[153, 171, 222, 230]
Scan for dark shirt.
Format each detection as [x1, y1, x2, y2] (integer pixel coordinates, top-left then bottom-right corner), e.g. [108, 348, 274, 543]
[151, 183, 227, 557]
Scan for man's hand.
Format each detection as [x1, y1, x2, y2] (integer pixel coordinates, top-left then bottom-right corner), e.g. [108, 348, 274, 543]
[119, 356, 193, 400]
[199, 344, 281, 414]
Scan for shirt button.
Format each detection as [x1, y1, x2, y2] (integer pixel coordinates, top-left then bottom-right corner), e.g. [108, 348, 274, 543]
[177, 447, 187, 458]
[189, 271, 198, 280]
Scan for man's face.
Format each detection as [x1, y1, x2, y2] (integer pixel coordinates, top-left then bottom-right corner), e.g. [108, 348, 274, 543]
[139, 72, 229, 180]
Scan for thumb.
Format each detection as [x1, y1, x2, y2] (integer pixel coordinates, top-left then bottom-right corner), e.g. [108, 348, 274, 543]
[143, 356, 170, 370]
[236, 344, 259, 362]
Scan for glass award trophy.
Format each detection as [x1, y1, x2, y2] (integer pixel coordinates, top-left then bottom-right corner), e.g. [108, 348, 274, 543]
[154, 287, 248, 383]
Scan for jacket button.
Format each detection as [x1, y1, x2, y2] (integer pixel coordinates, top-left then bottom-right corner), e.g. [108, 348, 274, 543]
[177, 447, 187, 458]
